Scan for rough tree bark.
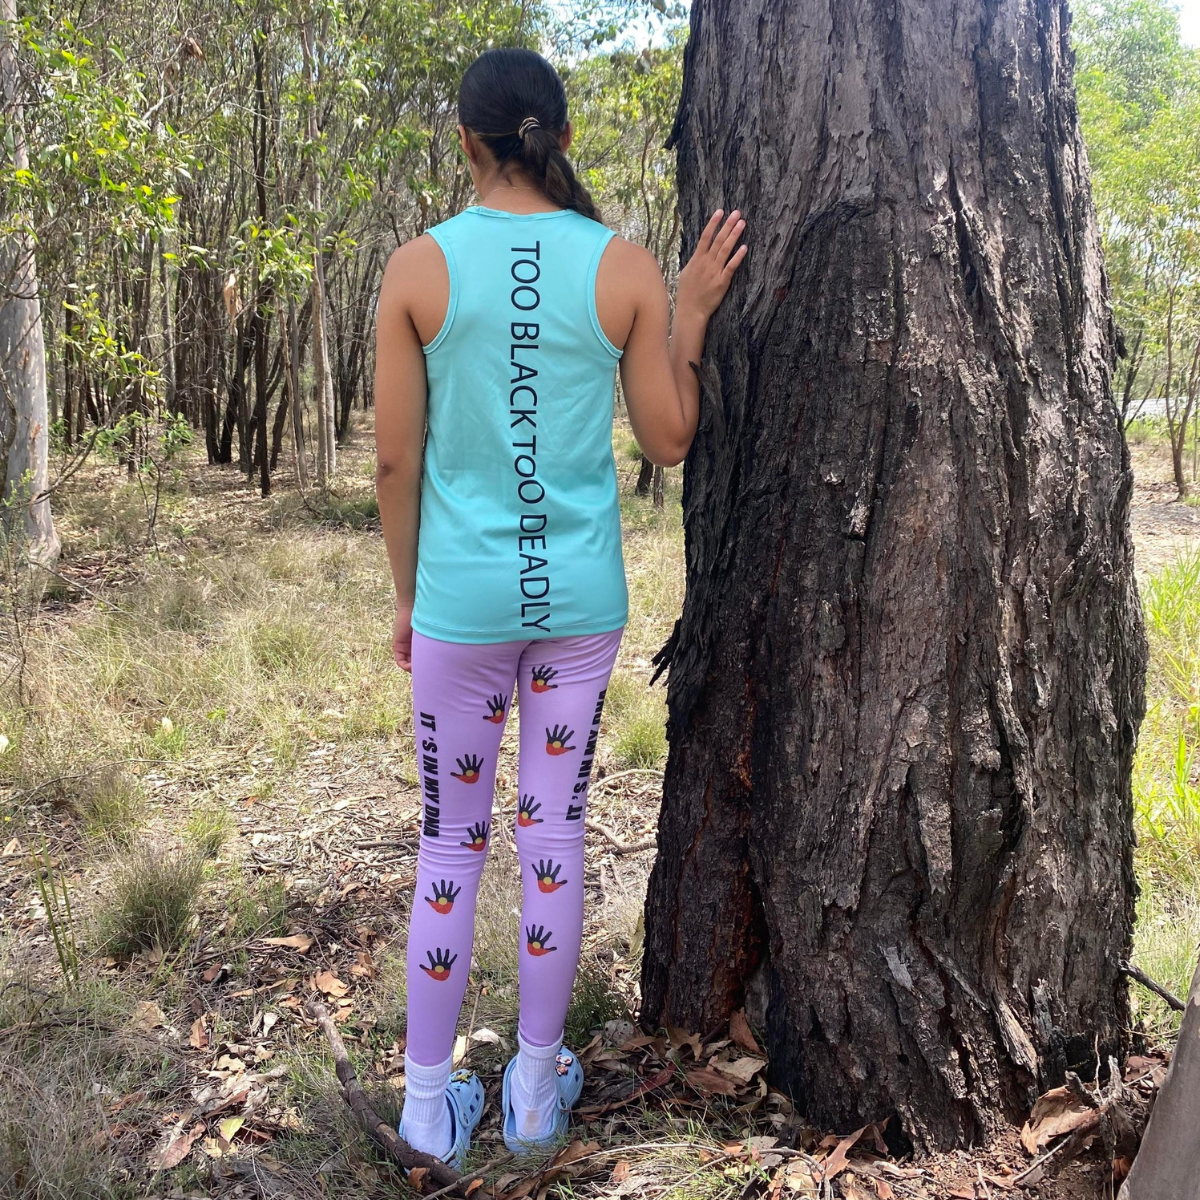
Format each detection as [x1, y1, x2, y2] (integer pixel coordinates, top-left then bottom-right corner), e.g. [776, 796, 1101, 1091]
[0, 0, 59, 567]
[642, 0, 1146, 1150]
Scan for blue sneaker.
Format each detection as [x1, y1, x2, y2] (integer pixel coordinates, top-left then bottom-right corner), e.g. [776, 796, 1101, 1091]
[501, 1046, 585, 1155]
[398, 1068, 485, 1171]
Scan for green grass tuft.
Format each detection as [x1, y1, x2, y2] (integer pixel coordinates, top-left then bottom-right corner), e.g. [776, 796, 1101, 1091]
[96, 842, 204, 957]
[184, 804, 234, 860]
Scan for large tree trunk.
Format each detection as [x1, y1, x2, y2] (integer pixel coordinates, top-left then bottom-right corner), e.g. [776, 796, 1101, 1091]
[1121, 957, 1200, 1199]
[0, 0, 59, 567]
[642, 0, 1146, 1151]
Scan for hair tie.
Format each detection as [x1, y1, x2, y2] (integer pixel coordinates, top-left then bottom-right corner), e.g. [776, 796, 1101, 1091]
[518, 116, 541, 139]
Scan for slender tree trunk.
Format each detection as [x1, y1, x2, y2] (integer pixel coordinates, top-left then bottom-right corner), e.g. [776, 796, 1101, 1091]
[302, 18, 335, 485]
[286, 301, 309, 489]
[251, 29, 271, 497]
[636, 455, 654, 496]
[0, 0, 59, 567]
[642, 0, 1145, 1151]
[62, 335, 74, 448]
[160, 238, 176, 415]
[317, 248, 336, 474]
[1120, 957, 1200, 1199]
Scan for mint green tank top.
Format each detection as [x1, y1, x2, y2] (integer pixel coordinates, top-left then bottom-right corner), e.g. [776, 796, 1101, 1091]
[410, 206, 628, 644]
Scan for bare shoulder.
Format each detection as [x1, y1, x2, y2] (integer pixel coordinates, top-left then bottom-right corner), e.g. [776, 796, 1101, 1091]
[596, 237, 667, 349]
[600, 236, 664, 287]
[382, 233, 445, 296]
[380, 233, 449, 345]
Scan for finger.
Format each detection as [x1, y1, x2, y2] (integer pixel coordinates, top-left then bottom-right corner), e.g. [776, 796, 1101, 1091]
[722, 243, 749, 278]
[715, 213, 745, 259]
[699, 208, 723, 252]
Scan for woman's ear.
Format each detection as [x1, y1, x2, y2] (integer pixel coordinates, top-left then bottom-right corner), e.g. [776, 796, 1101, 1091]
[458, 124, 476, 163]
[560, 121, 573, 153]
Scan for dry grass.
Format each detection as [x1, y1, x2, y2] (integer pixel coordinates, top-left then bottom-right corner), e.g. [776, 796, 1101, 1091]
[0, 412, 688, 1199]
[0, 957, 172, 1200]
[1, 411, 1184, 1199]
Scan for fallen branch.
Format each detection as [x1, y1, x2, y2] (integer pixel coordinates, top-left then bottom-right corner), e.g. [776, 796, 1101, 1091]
[1120, 960, 1185, 1013]
[585, 818, 656, 855]
[305, 1000, 477, 1197]
[591, 768, 665, 791]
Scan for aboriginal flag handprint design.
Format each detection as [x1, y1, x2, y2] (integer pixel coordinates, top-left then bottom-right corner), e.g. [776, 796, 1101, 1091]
[461, 821, 490, 852]
[425, 879, 461, 914]
[452, 753, 483, 783]
[525, 924, 557, 956]
[420, 948, 457, 981]
[530, 666, 558, 693]
[517, 795, 543, 827]
[533, 858, 567, 893]
[545, 725, 575, 755]
[483, 694, 507, 724]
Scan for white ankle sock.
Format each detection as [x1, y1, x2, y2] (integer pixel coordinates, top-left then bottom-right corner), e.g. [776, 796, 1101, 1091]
[510, 1030, 561, 1140]
[401, 1051, 453, 1159]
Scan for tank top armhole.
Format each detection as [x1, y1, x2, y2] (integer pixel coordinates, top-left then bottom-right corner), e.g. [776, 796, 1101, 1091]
[587, 230, 623, 360]
[422, 227, 458, 355]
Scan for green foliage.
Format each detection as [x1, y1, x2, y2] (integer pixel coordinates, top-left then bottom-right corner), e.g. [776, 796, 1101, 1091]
[569, 35, 684, 264]
[1075, 0, 1200, 478]
[1142, 545, 1200, 721]
[1133, 548, 1200, 1030]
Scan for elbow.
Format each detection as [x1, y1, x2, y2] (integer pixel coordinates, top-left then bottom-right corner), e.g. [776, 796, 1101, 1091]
[647, 439, 690, 469]
[375, 457, 407, 488]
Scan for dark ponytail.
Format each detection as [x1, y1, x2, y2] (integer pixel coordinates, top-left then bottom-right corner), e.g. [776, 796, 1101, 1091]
[458, 48, 602, 224]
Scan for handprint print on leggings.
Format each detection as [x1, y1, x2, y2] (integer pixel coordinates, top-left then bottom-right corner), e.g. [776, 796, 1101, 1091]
[406, 628, 623, 1066]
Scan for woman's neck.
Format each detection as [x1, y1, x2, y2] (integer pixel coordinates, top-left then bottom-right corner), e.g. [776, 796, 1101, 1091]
[475, 169, 561, 214]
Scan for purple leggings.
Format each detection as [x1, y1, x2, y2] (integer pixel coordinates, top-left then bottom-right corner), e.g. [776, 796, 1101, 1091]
[405, 627, 623, 1066]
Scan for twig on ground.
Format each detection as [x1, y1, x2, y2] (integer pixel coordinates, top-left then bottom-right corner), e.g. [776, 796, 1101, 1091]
[305, 999, 478, 1197]
[591, 768, 664, 791]
[215, 1157, 311, 1199]
[1120, 959, 1186, 1012]
[585, 818, 656, 855]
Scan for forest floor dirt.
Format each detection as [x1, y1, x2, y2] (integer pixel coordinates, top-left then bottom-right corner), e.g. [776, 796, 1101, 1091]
[0, 421, 1194, 1200]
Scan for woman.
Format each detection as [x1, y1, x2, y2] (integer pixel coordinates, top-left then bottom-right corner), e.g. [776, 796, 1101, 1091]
[374, 46, 746, 1166]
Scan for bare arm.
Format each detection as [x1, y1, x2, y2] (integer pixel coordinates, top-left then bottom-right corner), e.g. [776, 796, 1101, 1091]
[615, 210, 747, 466]
[374, 245, 430, 672]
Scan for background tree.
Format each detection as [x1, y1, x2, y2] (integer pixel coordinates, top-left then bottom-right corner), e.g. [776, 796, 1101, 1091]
[1075, 0, 1200, 495]
[0, 0, 57, 565]
[572, 37, 683, 504]
[642, 0, 1146, 1150]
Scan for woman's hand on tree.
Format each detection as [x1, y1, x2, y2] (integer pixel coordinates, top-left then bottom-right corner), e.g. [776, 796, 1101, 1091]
[392, 604, 414, 672]
[677, 209, 747, 320]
